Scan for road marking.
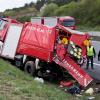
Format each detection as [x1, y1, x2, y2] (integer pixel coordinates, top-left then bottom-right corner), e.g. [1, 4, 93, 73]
[89, 61, 100, 66]
[94, 63, 100, 66]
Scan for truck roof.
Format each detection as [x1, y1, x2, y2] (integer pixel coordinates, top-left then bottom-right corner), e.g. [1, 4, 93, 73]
[57, 24, 87, 35]
[2, 18, 20, 23]
[59, 16, 74, 21]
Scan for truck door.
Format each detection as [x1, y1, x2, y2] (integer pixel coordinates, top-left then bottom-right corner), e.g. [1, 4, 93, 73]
[1, 24, 23, 59]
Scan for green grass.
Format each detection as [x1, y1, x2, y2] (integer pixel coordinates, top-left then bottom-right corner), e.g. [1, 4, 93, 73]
[77, 25, 100, 41]
[77, 25, 100, 31]
[0, 59, 70, 100]
[0, 58, 100, 100]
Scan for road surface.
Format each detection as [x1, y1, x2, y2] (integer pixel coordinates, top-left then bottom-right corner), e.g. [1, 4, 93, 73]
[82, 41, 100, 82]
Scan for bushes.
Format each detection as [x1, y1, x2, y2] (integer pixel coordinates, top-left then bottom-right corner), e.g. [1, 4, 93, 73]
[2, 0, 100, 27]
[17, 16, 31, 23]
[41, 0, 100, 27]
[55, 1, 79, 16]
[40, 3, 58, 16]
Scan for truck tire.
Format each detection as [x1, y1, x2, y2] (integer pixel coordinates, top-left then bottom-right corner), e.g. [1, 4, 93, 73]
[24, 61, 36, 76]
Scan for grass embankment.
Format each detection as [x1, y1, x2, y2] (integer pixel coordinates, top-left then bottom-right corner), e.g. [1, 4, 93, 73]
[77, 25, 100, 41]
[77, 25, 100, 31]
[0, 59, 71, 100]
[0, 58, 100, 100]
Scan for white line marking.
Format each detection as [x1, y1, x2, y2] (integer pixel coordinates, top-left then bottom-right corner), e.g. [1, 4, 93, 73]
[94, 63, 100, 66]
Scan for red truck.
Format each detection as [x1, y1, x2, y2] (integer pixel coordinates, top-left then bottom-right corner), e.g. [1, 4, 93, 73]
[0, 18, 92, 87]
[58, 16, 76, 30]
[31, 16, 76, 30]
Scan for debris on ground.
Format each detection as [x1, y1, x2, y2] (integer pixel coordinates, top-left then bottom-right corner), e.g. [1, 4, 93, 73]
[87, 96, 95, 100]
[34, 77, 44, 83]
[67, 85, 81, 94]
[75, 94, 82, 97]
[85, 88, 94, 95]
[60, 81, 74, 87]
[94, 88, 99, 93]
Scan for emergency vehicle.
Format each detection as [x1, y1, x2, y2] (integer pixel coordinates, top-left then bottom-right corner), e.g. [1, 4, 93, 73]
[31, 16, 76, 30]
[0, 17, 92, 87]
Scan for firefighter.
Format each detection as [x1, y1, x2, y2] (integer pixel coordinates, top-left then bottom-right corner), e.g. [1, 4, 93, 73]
[98, 50, 100, 61]
[56, 36, 66, 60]
[61, 36, 69, 49]
[86, 42, 96, 69]
[0, 36, 3, 54]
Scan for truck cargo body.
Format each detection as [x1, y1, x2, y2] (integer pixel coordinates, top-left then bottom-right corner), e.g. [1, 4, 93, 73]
[16, 23, 92, 87]
[17, 22, 56, 62]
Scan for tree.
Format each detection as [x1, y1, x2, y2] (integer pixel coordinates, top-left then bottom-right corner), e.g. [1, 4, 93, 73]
[35, 0, 46, 10]
[40, 3, 58, 16]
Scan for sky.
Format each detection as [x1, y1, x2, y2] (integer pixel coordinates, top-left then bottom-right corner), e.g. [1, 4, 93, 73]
[0, 0, 37, 12]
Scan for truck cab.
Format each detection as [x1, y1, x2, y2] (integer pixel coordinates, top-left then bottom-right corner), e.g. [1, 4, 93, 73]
[31, 16, 76, 30]
[58, 16, 76, 30]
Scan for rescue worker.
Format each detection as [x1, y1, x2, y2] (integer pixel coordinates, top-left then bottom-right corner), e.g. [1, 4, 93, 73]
[61, 36, 69, 49]
[86, 42, 96, 69]
[0, 41, 3, 54]
[98, 50, 100, 61]
[0, 36, 3, 54]
[56, 36, 66, 60]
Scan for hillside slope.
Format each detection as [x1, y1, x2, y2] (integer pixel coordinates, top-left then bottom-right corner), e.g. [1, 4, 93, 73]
[1, 0, 100, 28]
[0, 58, 100, 99]
[0, 59, 72, 100]
[1, 3, 38, 22]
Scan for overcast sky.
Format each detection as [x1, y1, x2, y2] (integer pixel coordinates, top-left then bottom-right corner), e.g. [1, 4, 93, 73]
[0, 0, 37, 12]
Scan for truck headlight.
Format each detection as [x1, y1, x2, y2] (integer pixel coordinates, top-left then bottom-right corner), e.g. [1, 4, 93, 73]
[79, 48, 82, 52]
[74, 53, 77, 57]
[70, 51, 74, 55]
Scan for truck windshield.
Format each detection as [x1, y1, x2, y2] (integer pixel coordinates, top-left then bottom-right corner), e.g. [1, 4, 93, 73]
[0, 19, 6, 30]
[62, 20, 75, 27]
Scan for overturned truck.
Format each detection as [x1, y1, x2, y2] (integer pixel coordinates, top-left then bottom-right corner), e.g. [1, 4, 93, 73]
[0, 18, 93, 87]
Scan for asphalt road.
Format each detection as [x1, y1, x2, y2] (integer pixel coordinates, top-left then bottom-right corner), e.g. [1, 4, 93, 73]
[83, 41, 100, 81]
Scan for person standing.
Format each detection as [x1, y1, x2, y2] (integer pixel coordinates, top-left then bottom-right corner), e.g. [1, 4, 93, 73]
[86, 43, 96, 69]
[0, 41, 3, 54]
[61, 36, 69, 49]
[98, 50, 100, 61]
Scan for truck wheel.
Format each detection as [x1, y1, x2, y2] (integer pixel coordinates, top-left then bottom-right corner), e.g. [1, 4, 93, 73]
[24, 61, 36, 76]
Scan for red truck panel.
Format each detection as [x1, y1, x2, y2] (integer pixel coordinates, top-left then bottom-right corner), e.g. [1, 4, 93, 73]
[17, 22, 56, 61]
[70, 34, 87, 56]
[0, 26, 9, 41]
[53, 55, 93, 87]
[0, 18, 21, 41]
[57, 24, 88, 56]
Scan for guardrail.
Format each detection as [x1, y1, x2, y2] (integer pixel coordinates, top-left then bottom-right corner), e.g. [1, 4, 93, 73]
[79, 30, 100, 37]
[88, 31, 100, 37]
